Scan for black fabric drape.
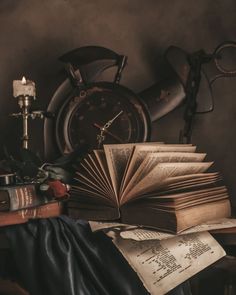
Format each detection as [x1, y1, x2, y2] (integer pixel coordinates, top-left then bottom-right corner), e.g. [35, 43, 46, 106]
[4, 216, 190, 295]
[4, 216, 149, 295]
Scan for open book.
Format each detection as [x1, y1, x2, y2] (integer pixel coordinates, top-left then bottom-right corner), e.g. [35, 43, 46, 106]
[69, 143, 231, 233]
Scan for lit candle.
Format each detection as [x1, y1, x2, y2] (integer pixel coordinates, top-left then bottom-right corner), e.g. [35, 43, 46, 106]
[22, 76, 26, 85]
[13, 77, 36, 98]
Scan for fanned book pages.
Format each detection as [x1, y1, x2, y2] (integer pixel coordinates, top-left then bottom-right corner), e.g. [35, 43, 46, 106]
[68, 143, 231, 233]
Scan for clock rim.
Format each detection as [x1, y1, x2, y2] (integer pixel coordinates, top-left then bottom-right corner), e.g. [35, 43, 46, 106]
[44, 80, 152, 160]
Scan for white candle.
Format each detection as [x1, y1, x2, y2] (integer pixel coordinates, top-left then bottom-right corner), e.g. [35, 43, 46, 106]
[13, 77, 36, 98]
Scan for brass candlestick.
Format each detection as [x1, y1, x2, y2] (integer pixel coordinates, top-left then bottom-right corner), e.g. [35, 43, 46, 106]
[11, 77, 44, 149]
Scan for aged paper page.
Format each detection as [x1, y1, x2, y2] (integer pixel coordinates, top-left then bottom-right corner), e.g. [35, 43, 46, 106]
[110, 231, 225, 295]
[119, 218, 236, 241]
[93, 150, 115, 195]
[120, 145, 198, 194]
[88, 221, 137, 232]
[84, 154, 115, 196]
[103, 144, 135, 197]
[127, 145, 198, 177]
[89, 218, 236, 239]
[159, 173, 220, 193]
[159, 172, 220, 189]
[181, 218, 236, 234]
[120, 228, 174, 240]
[126, 162, 213, 199]
[121, 152, 206, 201]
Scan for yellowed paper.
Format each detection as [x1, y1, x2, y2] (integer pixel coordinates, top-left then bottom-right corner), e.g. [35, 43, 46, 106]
[126, 162, 213, 198]
[121, 152, 206, 201]
[120, 145, 198, 194]
[103, 144, 135, 197]
[110, 231, 225, 295]
[120, 218, 236, 241]
[88, 221, 137, 232]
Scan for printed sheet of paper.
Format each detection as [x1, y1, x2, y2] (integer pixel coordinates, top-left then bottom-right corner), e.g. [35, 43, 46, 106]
[110, 231, 225, 295]
[119, 218, 236, 241]
[89, 221, 137, 232]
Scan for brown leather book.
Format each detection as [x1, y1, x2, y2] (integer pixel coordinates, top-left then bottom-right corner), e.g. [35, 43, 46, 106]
[0, 184, 50, 212]
[0, 202, 62, 227]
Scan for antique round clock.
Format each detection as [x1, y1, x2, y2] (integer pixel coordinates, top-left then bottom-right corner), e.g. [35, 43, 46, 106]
[44, 46, 151, 160]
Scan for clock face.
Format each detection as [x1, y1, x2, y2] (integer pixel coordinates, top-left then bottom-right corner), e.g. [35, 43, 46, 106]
[54, 82, 151, 154]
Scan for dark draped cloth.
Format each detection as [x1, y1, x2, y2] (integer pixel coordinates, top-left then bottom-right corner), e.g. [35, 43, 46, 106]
[3, 216, 190, 295]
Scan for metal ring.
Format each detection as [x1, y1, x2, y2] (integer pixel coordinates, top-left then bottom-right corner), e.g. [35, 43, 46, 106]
[214, 42, 236, 75]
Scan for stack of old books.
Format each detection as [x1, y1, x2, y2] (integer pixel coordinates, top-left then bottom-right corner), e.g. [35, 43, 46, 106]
[68, 143, 231, 234]
[0, 181, 62, 227]
[5, 142, 230, 232]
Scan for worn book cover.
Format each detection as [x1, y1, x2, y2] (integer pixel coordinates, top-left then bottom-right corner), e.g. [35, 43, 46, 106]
[0, 202, 62, 227]
[0, 184, 50, 212]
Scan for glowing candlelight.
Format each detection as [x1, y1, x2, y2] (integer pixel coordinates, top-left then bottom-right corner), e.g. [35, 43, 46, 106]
[21, 76, 27, 85]
[13, 77, 36, 98]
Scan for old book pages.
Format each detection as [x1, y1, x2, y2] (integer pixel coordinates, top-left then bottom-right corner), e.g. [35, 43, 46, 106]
[93, 150, 116, 198]
[120, 144, 198, 195]
[119, 218, 236, 241]
[89, 218, 236, 241]
[71, 143, 230, 232]
[88, 221, 137, 232]
[103, 144, 197, 196]
[108, 231, 225, 295]
[103, 144, 135, 197]
[120, 152, 206, 202]
[124, 161, 213, 200]
[120, 198, 230, 233]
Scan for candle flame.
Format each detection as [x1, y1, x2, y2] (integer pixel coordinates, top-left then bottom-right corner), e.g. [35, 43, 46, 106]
[21, 76, 27, 85]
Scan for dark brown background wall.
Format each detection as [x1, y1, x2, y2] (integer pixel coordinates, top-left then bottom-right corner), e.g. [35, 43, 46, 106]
[0, 0, 236, 204]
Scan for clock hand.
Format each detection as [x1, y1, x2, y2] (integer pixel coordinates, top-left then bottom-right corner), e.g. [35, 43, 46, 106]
[96, 111, 124, 148]
[93, 123, 124, 143]
[103, 110, 123, 129]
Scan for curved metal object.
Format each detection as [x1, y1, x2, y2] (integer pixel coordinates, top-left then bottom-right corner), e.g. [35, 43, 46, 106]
[139, 46, 189, 122]
[44, 78, 72, 160]
[139, 76, 185, 122]
[214, 41, 236, 75]
[139, 45, 219, 122]
[44, 80, 151, 160]
[59, 46, 121, 66]
[59, 46, 127, 84]
[44, 46, 153, 160]
[45, 45, 216, 160]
